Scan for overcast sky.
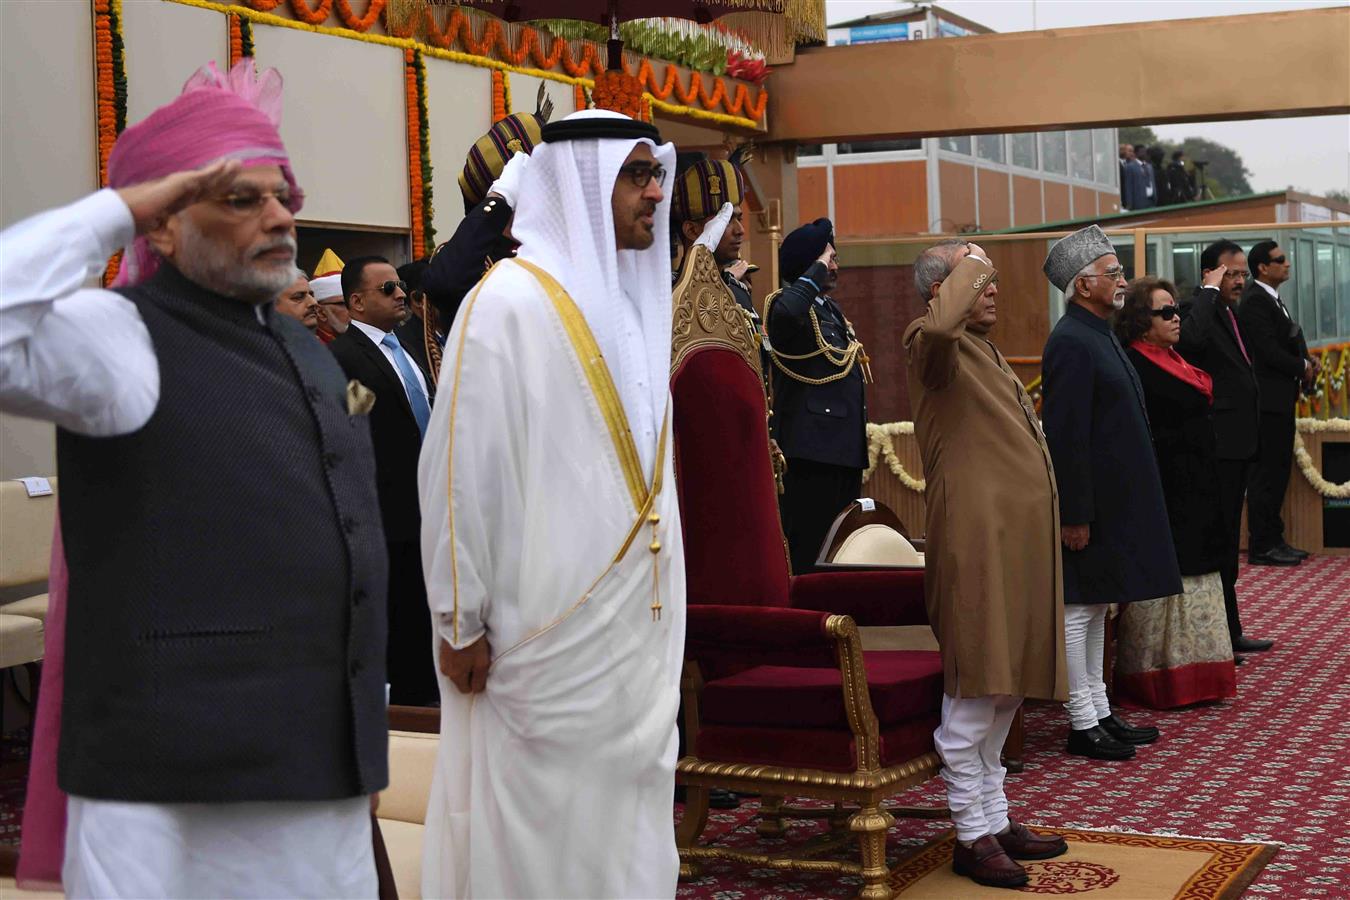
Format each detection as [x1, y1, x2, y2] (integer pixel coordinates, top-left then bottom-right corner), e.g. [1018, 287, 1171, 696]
[823, 0, 1350, 198]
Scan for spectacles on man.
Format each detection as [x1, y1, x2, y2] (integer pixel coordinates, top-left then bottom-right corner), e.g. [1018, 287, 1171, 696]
[1150, 304, 1179, 321]
[617, 163, 666, 188]
[1221, 269, 1250, 280]
[358, 280, 408, 297]
[1081, 266, 1127, 282]
[215, 187, 305, 216]
[1268, 255, 1287, 265]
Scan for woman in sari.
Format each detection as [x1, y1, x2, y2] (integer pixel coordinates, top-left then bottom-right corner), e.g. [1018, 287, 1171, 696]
[1113, 278, 1237, 708]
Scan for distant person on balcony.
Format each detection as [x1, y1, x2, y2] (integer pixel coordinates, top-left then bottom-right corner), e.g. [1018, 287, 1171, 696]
[1146, 146, 1171, 205]
[1114, 277, 1238, 707]
[1041, 225, 1180, 761]
[1133, 144, 1158, 209]
[1166, 150, 1197, 204]
[1240, 240, 1316, 566]
[905, 238, 1068, 889]
[768, 218, 870, 574]
[1177, 239, 1277, 655]
[1119, 143, 1145, 211]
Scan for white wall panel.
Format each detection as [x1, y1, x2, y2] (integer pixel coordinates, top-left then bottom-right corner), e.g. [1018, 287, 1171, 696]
[122, 0, 228, 126]
[252, 24, 409, 229]
[1, 0, 99, 227]
[509, 73, 576, 122]
[423, 59, 491, 244]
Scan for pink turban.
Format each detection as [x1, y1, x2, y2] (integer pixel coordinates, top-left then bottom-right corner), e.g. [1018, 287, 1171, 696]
[108, 59, 301, 287]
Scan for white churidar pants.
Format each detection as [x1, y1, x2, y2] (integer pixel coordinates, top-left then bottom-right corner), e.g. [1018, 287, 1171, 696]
[1064, 604, 1112, 730]
[63, 795, 376, 899]
[933, 692, 1022, 842]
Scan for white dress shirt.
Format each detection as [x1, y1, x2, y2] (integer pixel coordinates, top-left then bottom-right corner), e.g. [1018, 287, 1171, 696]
[0, 190, 158, 436]
[349, 317, 429, 401]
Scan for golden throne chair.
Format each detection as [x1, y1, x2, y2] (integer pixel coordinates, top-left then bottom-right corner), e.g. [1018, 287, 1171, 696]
[669, 245, 945, 899]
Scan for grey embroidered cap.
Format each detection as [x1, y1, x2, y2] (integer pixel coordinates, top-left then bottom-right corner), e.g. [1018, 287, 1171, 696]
[1043, 225, 1117, 291]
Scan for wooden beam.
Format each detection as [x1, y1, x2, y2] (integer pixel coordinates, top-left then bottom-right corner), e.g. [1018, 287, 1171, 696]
[768, 8, 1350, 143]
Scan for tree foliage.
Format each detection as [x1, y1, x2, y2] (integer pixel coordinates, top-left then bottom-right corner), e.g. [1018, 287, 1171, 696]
[1115, 127, 1254, 199]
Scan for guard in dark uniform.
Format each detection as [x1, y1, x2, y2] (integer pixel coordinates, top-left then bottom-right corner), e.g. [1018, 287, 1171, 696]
[768, 218, 871, 573]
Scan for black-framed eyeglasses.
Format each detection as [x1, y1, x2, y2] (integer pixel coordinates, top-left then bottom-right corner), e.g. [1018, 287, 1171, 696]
[359, 280, 408, 297]
[617, 162, 666, 188]
[1150, 304, 1179, 321]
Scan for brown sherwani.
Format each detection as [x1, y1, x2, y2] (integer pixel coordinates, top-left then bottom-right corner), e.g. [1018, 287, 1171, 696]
[902, 255, 1067, 701]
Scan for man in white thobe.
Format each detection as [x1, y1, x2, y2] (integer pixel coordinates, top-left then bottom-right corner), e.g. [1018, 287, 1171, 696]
[418, 110, 684, 899]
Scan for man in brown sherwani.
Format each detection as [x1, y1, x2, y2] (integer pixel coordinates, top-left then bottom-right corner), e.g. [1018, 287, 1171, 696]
[904, 239, 1069, 889]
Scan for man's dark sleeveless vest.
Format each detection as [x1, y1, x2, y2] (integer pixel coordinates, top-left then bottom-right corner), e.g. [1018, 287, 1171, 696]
[56, 264, 389, 802]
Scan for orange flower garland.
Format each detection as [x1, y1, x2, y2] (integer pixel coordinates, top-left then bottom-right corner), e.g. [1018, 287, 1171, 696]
[334, 0, 384, 31]
[95, 0, 126, 286]
[490, 70, 508, 123]
[404, 48, 435, 258]
[240, 0, 769, 121]
[287, 0, 332, 25]
[592, 70, 643, 120]
[229, 15, 243, 65]
[573, 82, 589, 111]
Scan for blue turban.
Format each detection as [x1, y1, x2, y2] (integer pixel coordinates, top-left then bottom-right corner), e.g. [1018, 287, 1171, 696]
[779, 218, 835, 283]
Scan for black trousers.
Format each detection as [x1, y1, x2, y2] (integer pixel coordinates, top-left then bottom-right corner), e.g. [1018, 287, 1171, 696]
[385, 539, 438, 706]
[1247, 411, 1295, 555]
[780, 458, 863, 575]
[1215, 458, 1252, 643]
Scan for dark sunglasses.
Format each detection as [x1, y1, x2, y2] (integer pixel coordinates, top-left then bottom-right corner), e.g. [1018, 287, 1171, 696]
[362, 280, 408, 296]
[1268, 255, 1287, 265]
[1150, 305, 1180, 321]
[617, 162, 666, 188]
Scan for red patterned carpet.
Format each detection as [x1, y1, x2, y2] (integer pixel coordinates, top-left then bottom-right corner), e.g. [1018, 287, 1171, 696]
[675, 556, 1350, 898]
[1, 557, 1346, 897]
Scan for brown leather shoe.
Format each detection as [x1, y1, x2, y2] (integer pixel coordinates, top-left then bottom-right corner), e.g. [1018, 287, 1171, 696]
[997, 820, 1069, 860]
[952, 834, 1029, 888]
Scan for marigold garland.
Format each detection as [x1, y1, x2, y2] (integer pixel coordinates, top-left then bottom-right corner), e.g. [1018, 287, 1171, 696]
[592, 70, 643, 120]
[235, 0, 768, 122]
[490, 69, 508, 123]
[404, 49, 435, 258]
[228, 15, 255, 65]
[94, 0, 127, 286]
[573, 82, 589, 111]
[335, 0, 385, 31]
[287, 0, 332, 25]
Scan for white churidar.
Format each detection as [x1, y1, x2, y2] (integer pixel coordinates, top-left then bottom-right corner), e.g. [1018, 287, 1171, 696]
[418, 110, 684, 899]
[933, 691, 1022, 842]
[1064, 604, 1111, 730]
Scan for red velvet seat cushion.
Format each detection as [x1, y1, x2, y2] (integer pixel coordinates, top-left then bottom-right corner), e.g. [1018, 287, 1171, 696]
[701, 650, 943, 730]
[695, 716, 939, 772]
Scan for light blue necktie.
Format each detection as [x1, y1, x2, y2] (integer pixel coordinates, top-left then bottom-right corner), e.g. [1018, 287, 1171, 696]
[381, 333, 431, 437]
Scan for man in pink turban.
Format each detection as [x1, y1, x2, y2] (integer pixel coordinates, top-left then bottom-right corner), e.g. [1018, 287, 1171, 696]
[0, 60, 389, 897]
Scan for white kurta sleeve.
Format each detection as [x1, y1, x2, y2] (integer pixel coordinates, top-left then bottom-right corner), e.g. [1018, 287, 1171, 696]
[418, 275, 528, 651]
[0, 189, 159, 436]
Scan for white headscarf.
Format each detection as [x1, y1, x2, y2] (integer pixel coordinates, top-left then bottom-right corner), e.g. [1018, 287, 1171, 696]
[511, 110, 676, 478]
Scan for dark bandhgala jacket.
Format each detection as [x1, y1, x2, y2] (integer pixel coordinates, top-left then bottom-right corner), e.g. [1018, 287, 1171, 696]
[1177, 286, 1260, 460]
[766, 261, 867, 471]
[57, 264, 389, 802]
[1126, 348, 1228, 576]
[1237, 280, 1308, 415]
[1041, 303, 1182, 606]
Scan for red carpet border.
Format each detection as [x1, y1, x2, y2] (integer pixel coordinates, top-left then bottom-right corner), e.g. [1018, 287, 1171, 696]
[675, 556, 1350, 898]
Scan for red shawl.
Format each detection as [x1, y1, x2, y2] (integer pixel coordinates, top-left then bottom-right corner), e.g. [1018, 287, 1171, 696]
[1130, 339, 1213, 402]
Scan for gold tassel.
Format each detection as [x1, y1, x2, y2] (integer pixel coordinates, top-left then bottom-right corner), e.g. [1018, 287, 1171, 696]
[648, 511, 662, 622]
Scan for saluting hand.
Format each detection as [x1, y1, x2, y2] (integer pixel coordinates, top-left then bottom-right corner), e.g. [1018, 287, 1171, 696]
[116, 159, 242, 235]
[1061, 524, 1090, 551]
[1201, 264, 1227, 290]
[440, 636, 491, 694]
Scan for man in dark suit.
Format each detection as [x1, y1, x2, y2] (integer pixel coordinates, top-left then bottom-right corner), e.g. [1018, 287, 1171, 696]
[1239, 240, 1315, 566]
[1177, 239, 1275, 655]
[768, 218, 870, 574]
[330, 255, 438, 704]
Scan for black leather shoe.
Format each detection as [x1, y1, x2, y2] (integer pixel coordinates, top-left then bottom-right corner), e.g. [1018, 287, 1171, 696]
[1233, 635, 1275, 652]
[708, 789, 740, 810]
[1248, 547, 1301, 566]
[1066, 726, 1135, 760]
[1280, 542, 1310, 559]
[1098, 713, 1159, 745]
